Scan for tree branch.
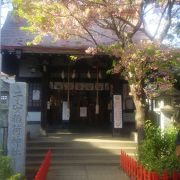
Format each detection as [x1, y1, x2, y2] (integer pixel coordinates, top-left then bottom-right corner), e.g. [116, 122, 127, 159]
[114, 15, 137, 29]
[159, 0, 175, 42]
[69, 33, 95, 44]
[152, 2, 169, 39]
[65, 5, 99, 46]
[172, 6, 180, 17]
[128, 1, 144, 40]
[88, 29, 119, 41]
[109, 14, 122, 40]
[94, 18, 124, 42]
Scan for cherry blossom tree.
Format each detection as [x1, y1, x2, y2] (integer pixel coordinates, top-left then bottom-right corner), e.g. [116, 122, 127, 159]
[106, 43, 179, 140]
[12, 0, 180, 141]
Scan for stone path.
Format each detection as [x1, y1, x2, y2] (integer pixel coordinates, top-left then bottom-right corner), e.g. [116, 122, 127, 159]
[26, 130, 135, 180]
[47, 165, 130, 180]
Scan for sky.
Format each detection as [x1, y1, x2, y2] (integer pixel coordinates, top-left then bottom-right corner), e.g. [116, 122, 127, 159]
[1, 2, 12, 28]
[144, 4, 180, 48]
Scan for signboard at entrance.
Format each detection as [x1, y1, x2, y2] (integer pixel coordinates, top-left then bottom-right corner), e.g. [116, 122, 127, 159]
[49, 82, 110, 91]
[62, 101, 70, 121]
[113, 95, 122, 128]
[80, 107, 87, 117]
[32, 90, 40, 100]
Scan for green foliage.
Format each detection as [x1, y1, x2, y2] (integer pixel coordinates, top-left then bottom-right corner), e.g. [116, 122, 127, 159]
[7, 174, 22, 180]
[0, 151, 13, 179]
[117, 42, 179, 99]
[26, 35, 42, 46]
[138, 121, 180, 175]
[99, 43, 123, 58]
[0, 150, 24, 180]
[69, 55, 77, 61]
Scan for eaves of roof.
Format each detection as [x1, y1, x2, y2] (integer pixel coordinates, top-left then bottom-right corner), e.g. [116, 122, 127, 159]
[1, 12, 148, 54]
[1, 45, 87, 55]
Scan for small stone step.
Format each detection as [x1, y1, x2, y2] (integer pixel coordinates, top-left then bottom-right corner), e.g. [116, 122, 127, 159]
[27, 146, 136, 150]
[27, 142, 136, 148]
[27, 138, 135, 143]
[26, 160, 120, 166]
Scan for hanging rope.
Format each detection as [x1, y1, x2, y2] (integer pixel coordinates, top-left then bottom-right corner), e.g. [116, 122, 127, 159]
[96, 66, 99, 114]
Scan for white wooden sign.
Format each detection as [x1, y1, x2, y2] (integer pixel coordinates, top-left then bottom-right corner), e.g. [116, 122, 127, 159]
[80, 107, 87, 117]
[32, 90, 40, 100]
[50, 82, 110, 91]
[62, 101, 70, 121]
[113, 95, 122, 128]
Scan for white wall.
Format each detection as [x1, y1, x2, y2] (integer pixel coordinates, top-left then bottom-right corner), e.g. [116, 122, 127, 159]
[27, 112, 41, 122]
[27, 112, 41, 138]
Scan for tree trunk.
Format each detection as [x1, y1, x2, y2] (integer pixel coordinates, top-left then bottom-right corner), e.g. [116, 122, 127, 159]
[134, 100, 146, 143]
[130, 84, 146, 143]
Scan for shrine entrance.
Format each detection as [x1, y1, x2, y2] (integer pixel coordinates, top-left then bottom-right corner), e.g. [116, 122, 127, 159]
[71, 90, 111, 127]
[47, 84, 112, 129]
[45, 56, 113, 130]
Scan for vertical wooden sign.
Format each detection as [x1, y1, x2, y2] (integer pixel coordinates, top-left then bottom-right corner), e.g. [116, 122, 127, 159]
[113, 95, 122, 128]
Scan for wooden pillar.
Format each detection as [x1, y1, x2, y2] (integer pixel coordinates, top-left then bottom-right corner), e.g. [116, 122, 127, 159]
[41, 65, 49, 132]
[112, 75, 122, 94]
[111, 75, 123, 136]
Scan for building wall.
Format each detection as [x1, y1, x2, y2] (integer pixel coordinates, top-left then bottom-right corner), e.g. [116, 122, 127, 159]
[2, 52, 136, 137]
[19, 58, 42, 78]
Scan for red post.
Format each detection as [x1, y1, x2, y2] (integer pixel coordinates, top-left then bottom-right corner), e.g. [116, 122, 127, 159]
[128, 156, 131, 177]
[135, 161, 138, 179]
[130, 157, 134, 178]
[120, 150, 180, 180]
[147, 170, 151, 180]
[132, 158, 137, 179]
[152, 171, 159, 180]
[143, 168, 147, 180]
[162, 170, 169, 180]
[128, 155, 131, 177]
[139, 165, 143, 180]
[172, 170, 179, 180]
[122, 151, 125, 171]
[34, 149, 52, 180]
[120, 151, 124, 170]
[125, 152, 128, 174]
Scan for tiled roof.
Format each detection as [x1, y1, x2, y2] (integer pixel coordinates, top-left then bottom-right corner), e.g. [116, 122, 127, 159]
[1, 12, 147, 53]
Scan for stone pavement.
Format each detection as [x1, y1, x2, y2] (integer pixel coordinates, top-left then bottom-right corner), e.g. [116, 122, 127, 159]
[47, 165, 130, 180]
[26, 129, 135, 179]
[44, 130, 133, 180]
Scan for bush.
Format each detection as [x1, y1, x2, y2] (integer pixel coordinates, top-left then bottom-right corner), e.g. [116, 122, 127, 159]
[0, 150, 24, 180]
[138, 120, 180, 175]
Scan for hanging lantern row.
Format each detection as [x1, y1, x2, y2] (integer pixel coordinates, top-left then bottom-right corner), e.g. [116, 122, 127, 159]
[60, 70, 102, 79]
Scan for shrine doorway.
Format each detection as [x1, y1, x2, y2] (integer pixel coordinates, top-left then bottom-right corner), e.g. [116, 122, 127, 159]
[47, 89, 111, 129]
